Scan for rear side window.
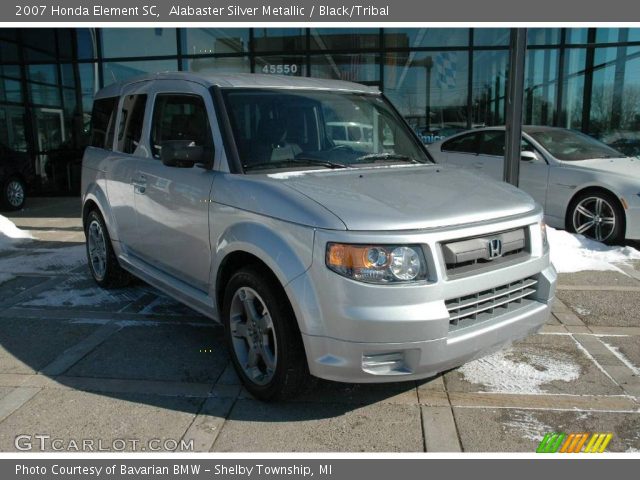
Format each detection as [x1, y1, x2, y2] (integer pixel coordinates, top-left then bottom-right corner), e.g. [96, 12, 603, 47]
[478, 131, 506, 156]
[90, 97, 118, 150]
[117, 94, 147, 154]
[150, 94, 213, 160]
[442, 133, 479, 154]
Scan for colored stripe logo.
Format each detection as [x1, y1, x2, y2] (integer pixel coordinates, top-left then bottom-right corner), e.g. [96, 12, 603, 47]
[537, 433, 613, 453]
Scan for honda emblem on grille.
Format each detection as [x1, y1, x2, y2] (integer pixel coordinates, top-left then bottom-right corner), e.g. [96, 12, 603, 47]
[488, 238, 503, 259]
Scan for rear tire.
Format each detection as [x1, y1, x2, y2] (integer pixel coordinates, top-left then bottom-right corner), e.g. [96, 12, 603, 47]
[222, 266, 311, 401]
[566, 191, 624, 245]
[85, 210, 132, 288]
[1, 176, 26, 211]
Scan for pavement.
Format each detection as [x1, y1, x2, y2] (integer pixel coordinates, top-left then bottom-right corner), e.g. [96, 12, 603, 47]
[0, 197, 639, 453]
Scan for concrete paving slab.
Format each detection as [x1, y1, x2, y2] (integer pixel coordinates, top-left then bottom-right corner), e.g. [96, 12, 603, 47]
[448, 391, 638, 411]
[556, 290, 640, 327]
[598, 336, 640, 375]
[0, 386, 14, 399]
[444, 334, 623, 396]
[182, 396, 235, 452]
[64, 324, 229, 384]
[0, 389, 201, 452]
[0, 275, 51, 301]
[0, 318, 100, 374]
[137, 294, 204, 317]
[557, 271, 640, 287]
[422, 406, 461, 452]
[294, 380, 418, 405]
[213, 400, 423, 452]
[453, 407, 640, 452]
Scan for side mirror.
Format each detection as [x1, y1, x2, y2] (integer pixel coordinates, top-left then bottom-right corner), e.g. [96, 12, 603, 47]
[160, 140, 204, 168]
[521, 150, 538, 162]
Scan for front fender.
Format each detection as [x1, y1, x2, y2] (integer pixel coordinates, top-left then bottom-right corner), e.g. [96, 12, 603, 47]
[211, 216, 315, 298]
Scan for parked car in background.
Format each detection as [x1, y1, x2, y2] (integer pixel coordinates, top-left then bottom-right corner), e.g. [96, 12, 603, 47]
[428, 126, 640, 244]
[326, 121, 374, 150]
[82, 72, 555, 400]
[0, 142, 35, 211]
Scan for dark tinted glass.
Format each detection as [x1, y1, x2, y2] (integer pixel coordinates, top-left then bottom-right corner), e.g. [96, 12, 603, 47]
[150, 95, 213, 160]
[479, 131, 505, 156]
[117, 94, 147, 154]
[90, 97, 118, 149]
[442, 133, 478, 153]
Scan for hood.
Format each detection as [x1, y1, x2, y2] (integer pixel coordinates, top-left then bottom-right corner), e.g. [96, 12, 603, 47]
[562, 157, 640, 178]
[273, 164, 537, 231]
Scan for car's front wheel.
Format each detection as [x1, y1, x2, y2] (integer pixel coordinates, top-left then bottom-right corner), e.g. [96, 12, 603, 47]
[1, 176, 26, 211]
[223, 266, 311, 401]
[567, 191, 624, 244]
[85, 210, 132, 288]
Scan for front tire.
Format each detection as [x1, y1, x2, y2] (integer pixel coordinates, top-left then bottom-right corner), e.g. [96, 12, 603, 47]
[1, 177, 26, 211]
[567, 191, 624, 244]
[85, 210, 131, 288]
[223, 266, 311, 401]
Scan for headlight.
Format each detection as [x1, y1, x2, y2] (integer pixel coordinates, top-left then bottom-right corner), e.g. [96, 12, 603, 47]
[540, 221, 549, 249]
[326, 243, 427, 284]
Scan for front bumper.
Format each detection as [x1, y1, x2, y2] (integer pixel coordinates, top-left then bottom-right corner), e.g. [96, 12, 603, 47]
[624, 201, 640, 240]
[301, 276, 553, 383]
[285, 210, 556, 383]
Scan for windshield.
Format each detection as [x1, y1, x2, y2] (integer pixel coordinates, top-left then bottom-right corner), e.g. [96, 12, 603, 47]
[220, 89, 431, 172]
[529, 129, 626, 161]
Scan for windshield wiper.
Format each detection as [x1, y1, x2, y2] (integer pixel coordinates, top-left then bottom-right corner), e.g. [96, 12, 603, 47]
[243, 157, 348, 171]
[355, 153, 419, 163]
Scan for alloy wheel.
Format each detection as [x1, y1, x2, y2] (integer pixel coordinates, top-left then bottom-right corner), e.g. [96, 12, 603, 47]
[229, 286, 278, 385]
[87, 219, 108, 281]
[6, 180, 25, 208]
[572, 196, 616, 242]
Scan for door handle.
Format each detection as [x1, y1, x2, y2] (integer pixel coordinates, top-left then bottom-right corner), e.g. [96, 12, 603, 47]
[473, 162, 483, 168]
[132, 175, 147, 194]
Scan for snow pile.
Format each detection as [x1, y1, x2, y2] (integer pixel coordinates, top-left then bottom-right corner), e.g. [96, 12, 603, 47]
[0, 214, 32, 251]
[547, 226, 640, 273]
[458, 347, 581, 394]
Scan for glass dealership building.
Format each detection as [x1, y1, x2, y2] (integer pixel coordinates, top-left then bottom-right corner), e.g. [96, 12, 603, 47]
[1, 27, 640, 194]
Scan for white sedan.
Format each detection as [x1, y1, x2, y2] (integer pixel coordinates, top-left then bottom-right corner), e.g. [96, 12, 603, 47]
[428, 126, 640, 244]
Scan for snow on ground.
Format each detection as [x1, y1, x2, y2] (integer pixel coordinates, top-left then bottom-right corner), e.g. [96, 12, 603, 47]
[0, 244, 85, 274]
[22, 285, 142, 308]
[458, 347, 581, 394]
[547, 226, 640, 273]
[0, 214, 32, 251]
[502, 410, 553, 442]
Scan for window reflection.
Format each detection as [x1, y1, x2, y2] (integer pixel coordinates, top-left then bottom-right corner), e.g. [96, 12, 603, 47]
[384, 51, 469, 140]
[560, 48, 587, 130]
[309, 54, 378, 84]
[253, 29, 305, 52]
[101, 29, 177, 58]
[310, 29, 379, 50]
[102, 59, 178, 85]
[181, 29, 249, 55]
[472, 50, 509, 126]
[525, 49, 559, 125]
[384, 29, 469, 48]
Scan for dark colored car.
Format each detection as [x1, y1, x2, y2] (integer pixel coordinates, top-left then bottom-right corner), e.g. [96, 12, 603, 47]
[0, 143, 35, 211]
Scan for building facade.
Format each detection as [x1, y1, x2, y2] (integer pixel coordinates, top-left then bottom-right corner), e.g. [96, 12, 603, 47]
[1, 28, 639, 195]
